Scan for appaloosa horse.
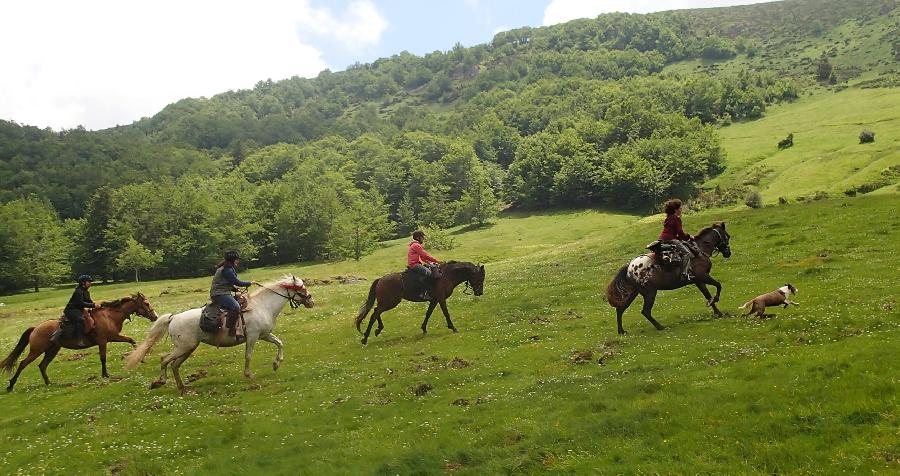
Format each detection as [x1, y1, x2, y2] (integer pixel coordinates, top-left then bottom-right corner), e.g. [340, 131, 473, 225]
[1, 294, 158, 391]
[355, 261, 485, 345]
[605, 223, 731, 334]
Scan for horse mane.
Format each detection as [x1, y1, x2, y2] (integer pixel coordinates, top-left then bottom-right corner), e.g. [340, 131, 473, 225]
[442, 261, 477, 274]
[100, 296, 134, 308]
[696, 222, 724, 238]
[249, 274, 299, 298]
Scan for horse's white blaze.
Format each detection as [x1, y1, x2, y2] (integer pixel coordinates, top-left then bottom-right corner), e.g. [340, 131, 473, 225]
[627, 255, 656, 286]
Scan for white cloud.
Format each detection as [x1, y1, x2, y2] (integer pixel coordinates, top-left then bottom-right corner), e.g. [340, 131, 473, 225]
[0, 0, 387, 130]
[543, 0, 774, 25]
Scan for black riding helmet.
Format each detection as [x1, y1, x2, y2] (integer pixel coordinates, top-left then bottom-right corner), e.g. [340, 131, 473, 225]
[224, 250, 241, 262]
[77, 274, 93, 284]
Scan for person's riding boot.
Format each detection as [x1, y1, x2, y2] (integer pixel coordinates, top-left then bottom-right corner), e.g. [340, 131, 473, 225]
[226, 310, 241, 337]
[73, 322, 87, 346]
[682, 259, 694, 281]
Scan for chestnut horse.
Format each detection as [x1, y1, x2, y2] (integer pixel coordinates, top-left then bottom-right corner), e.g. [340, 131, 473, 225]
[1, 293, 158, 391]
[355, 261, 485, 345]
[605, 223, 732, 335]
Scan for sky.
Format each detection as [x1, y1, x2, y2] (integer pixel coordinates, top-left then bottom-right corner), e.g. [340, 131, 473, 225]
[0, 0, 772, 131]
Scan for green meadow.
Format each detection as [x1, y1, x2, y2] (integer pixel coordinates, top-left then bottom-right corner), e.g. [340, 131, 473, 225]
[709, 87, 900, 204]
[0, 191, 897, 474]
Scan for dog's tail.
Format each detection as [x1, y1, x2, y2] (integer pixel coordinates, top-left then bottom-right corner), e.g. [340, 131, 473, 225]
[738, 301, 751, 309]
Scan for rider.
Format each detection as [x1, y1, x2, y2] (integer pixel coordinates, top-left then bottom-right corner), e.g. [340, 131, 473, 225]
[59, 274, 100, 345]
[210, 251, 255, 337]
[408, 230, 440, 299]
[659, 199, 695, 281]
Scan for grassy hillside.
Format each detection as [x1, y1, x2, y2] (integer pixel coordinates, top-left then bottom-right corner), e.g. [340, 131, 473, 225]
[706, 87, 900, 204]
[0, 194, 897, 474]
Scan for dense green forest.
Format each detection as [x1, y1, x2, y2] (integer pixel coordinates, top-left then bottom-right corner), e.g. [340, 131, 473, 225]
[1, 0, 897, 291]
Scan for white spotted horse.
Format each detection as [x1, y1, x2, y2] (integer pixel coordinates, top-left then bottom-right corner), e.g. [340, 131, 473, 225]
[605, 223, 731, 335]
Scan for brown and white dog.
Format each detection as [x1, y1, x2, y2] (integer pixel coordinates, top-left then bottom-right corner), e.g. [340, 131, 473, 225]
[739, 284, 799, 317]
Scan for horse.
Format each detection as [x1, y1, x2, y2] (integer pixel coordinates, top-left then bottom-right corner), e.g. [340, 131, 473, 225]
[605, 223, 732, 335]
[354, 261, 485, 345]
[125, 275, 313, 395]
[1, 293, 158, 392]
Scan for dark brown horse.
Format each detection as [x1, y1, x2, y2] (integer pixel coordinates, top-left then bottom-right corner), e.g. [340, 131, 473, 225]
[606, 223, 731, 335]
[355, 261, 486, 345]
[1, 293, 158, 391]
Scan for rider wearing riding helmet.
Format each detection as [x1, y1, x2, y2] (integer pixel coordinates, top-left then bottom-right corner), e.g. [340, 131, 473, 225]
[211, 251, 257, 337]
[659, 199, 695, 281]
[60, 274, 100, 345]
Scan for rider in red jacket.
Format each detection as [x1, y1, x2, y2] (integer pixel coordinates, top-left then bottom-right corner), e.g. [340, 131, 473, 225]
[660, 199, 695, 281]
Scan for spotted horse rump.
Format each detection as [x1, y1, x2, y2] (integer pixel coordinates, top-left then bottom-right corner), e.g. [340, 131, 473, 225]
[627, 255, 658, 286]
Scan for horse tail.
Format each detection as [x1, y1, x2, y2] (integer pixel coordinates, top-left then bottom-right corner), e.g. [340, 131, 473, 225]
[355, 279, 379, 333]
[125, 313, 173, 370]
[606, 265, 637, 308]
[0, 327, 34, 374]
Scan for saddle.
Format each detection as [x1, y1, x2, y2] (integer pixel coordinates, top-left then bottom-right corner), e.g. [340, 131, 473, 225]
[55, 309, 95, 341]
[645, 240, 698, 268]
[401, 265, 442, 301]
[199, 292, 249, 334]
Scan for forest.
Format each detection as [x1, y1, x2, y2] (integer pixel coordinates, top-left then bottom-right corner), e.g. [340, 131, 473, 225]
[1, 0, 897, 291]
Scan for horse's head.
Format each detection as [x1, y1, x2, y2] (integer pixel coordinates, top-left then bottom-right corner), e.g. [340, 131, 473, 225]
[132, 293, 159, 321]
[709, 222, 731, 258]
[465, 263, 486, 296]
[277, 274, 315, 309]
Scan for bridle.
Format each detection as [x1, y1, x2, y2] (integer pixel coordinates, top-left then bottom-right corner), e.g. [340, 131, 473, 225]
[256, 277, 311, 309]
[709, 227, 730, 257]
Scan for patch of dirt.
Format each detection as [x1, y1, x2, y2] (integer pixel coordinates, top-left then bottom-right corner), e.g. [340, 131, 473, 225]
[304, 275, 367, 286]
[109, 462, 126, 474]
[597, 351, 615, 365]
[365, 397, 393, 405]
[564, 310, 583, 320]
[570, 350, 593, 364]
[186, 369, 208, 383]
[412, 382, 433, 396]
[67, 352, 89, 361]
[528, 335, 541, 341]
[448, 357, 471, 369]
[451, 398, 470, 406]
[218, 406, 242, 415]
[445, 462, 463, 471]
[332, 395, 350, 404]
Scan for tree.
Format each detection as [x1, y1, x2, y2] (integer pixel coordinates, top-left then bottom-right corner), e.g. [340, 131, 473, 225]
[817, 57, 833, 81]
[115, 238, 163, 282]
[0, 198, 71, 292]
[396, 192, 418, 236]
[456, 165, 499, 226]
[327, 189, 394, 261]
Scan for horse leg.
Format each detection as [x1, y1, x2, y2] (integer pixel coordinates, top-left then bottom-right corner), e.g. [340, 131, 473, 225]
[640, 290, 665, 331]
[420, 301, 438, 334]
[696, 277, 724, 316]
[97, 340, 110, 378]
[109, 333, 137, 348]
[7, 348, 43, 392]
[171, 345, 199, 395]
[244, 336, 260, 379]
[374, 315, 385, 336]
[616, 291, 640, 335]
[439, 300, 458, 333]
[151, 348, 185, 389]
[261, 333, 284, 371]
[362, 307, 386, 345]
[38, 346, 61, 385]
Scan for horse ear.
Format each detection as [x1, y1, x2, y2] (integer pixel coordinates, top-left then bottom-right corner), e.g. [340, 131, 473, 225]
[721, 221, 726, 229]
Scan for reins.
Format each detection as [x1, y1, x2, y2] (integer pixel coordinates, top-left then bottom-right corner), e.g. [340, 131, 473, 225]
[256, 283, 307, 309]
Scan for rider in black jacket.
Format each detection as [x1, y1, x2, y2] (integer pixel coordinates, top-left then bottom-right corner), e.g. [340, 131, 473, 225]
[58, 275, 100, 345]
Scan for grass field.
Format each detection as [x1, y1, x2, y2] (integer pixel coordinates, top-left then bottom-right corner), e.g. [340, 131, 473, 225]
[0, 193, 897, 474]
[708, 87, 900, 204]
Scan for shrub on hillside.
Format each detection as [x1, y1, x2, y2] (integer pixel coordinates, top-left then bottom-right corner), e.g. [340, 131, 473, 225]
[689, 185, 749, 211]
[744, 191, 763, 208]
[859, 129, 875, 143]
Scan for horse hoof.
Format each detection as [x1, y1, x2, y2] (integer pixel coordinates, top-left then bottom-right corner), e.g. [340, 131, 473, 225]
[272, 362, 280, 372]
[360, 338, 368, 345]
[5, 386, 13, 393]
[150, 381, 165, 390]
[375, 328, 383, 336]
[450, 327, 458, 333]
